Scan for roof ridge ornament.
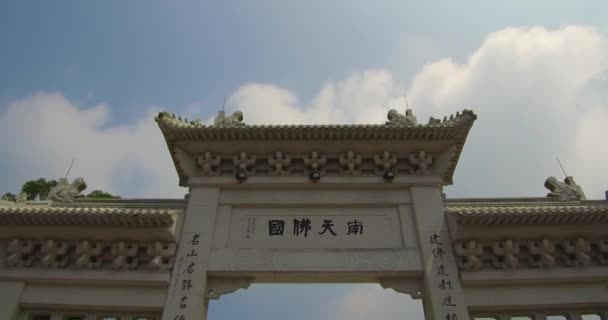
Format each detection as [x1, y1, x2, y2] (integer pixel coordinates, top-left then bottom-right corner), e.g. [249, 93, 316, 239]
[386, 109, 418, 126]
[47, 178, 87, 203]
[213, 110, 245, 127]
[544, 176, 586, 201]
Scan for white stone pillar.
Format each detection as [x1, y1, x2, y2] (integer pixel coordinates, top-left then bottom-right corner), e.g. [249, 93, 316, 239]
[0, 281, 24, 320]
[162, 188, 220, 320]
[410, 186, 470, 320]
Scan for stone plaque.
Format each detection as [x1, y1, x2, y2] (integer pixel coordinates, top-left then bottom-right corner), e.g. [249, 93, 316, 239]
[229, 207, 403, 249]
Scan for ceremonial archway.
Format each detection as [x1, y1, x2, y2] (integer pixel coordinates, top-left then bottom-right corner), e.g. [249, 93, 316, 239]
[157, 109, 476, 320]
[1, 108, 606, 320]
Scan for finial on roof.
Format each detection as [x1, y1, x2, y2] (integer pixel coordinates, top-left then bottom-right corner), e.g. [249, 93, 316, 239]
[47, 178, 87, 203]
[386, 109, 417, 126]
[213, 110, 245, 127]
[544, 176, 586, 201]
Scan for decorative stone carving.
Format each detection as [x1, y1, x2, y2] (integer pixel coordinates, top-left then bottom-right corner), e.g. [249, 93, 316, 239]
[174, 147, 198, 178]
[378, 277, 424, 299]
[374, 151, 397, 174]
[39, 240, 69, 268]
[7, 239, 35, 267]
[156, 111, 202, 127]
[4, 239, 177, 271]
[409, 151, 433, 175]
[233, 152, 256, 176]
[75, 240, 103, 269]
[339, 151, 362, 175]
[268, 152, 291, 175]
[454, 240, 483, 271]
[157, 109, 477, 185]
[303, 152, 327, 175]
[196, 152, 222, 176]
[386, 109, 417, 126]
[213, 110, 245, 127]
[455, 238, 608, 271]
[207, 277, 254, 300]
[491, 240, 519, 269]
[428, 117, 441, 125]
[111, 241, 139, 270]
[545, 176, 586, 201]
[147, 242, 176, 271]
[562, 238, 591, 267]
[47, 178, 87, 202]
[527, 240, 556, 268]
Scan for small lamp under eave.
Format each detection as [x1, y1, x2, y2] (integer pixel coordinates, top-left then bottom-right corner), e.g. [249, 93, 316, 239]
[235, 170, 248, 182]
[309, 170, 321, 182]
[383, 170, 395, 181]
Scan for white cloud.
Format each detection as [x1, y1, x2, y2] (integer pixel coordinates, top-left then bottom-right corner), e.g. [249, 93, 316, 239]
[0, 93, 184, 198]
[407, 25, 608, 198]
[1, 25, 606, 201]
[228, 69, 405, 125]
[226, 25, 608, 199]
[322, 284, 423, 320]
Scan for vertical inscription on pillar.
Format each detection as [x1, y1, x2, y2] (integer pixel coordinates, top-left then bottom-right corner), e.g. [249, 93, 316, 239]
[428, 232, 461, 320]
[168, 233, 200, 320]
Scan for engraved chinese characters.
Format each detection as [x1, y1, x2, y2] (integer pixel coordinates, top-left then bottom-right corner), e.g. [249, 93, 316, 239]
[267, 218, 364, 237]
[235, 208, 402, 249]
[172, 234, 200, 320]
[430, 233, 459, 320]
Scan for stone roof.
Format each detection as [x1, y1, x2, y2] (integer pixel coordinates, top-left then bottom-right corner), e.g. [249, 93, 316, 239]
[0, 206, 176, 227]
[155, 110, 477, 186]
[155, 110, 477, 141]
[446, 201, 608, 226]
[2, 198, 606, 228]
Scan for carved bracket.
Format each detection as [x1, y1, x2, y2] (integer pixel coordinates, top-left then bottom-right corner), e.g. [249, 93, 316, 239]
[409, 151, 433, 175]
[303, 151, 327, 175]
[175, 147, 198, 178]
[268, 152, 292, 175]
[339, 151, 362, 175]
[374, 151, 397, 173]
[196, 152, 222, 176]
[378, 277, 424, 299]
[206, 277, 254, 300]
[233, 152, 256, 176]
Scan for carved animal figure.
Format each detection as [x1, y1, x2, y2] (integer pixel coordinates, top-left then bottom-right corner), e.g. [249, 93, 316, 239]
[213, 110, 245, 127]
[544, 176, 585, 201]
[47, 178, 87, 202]
[386, 109, 417, 126]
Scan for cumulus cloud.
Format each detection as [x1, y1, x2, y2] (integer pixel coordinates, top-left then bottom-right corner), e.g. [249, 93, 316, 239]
[322, 284, 423, 320]
[226, 25, 608, 199]
[1, 25, 606, 202]
[228, 69, 405, 125]
[407, 25, 608, 198]
[0, 93, 184, 198]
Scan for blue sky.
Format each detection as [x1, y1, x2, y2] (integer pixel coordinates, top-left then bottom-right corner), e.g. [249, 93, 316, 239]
[2, 1, 606, 124]
[1, 1, 608, 319]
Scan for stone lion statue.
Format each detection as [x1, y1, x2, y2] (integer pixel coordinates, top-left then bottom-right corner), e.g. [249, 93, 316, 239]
[386, 109, 417, 126]
[214, 110, 245, 127]
[544, 176, 585, 201]
[47, 178, 87, 202]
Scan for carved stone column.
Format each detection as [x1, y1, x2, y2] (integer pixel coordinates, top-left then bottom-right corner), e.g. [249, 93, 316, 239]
[410, 186, 470, 320]
[161, 188, 220, 320]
